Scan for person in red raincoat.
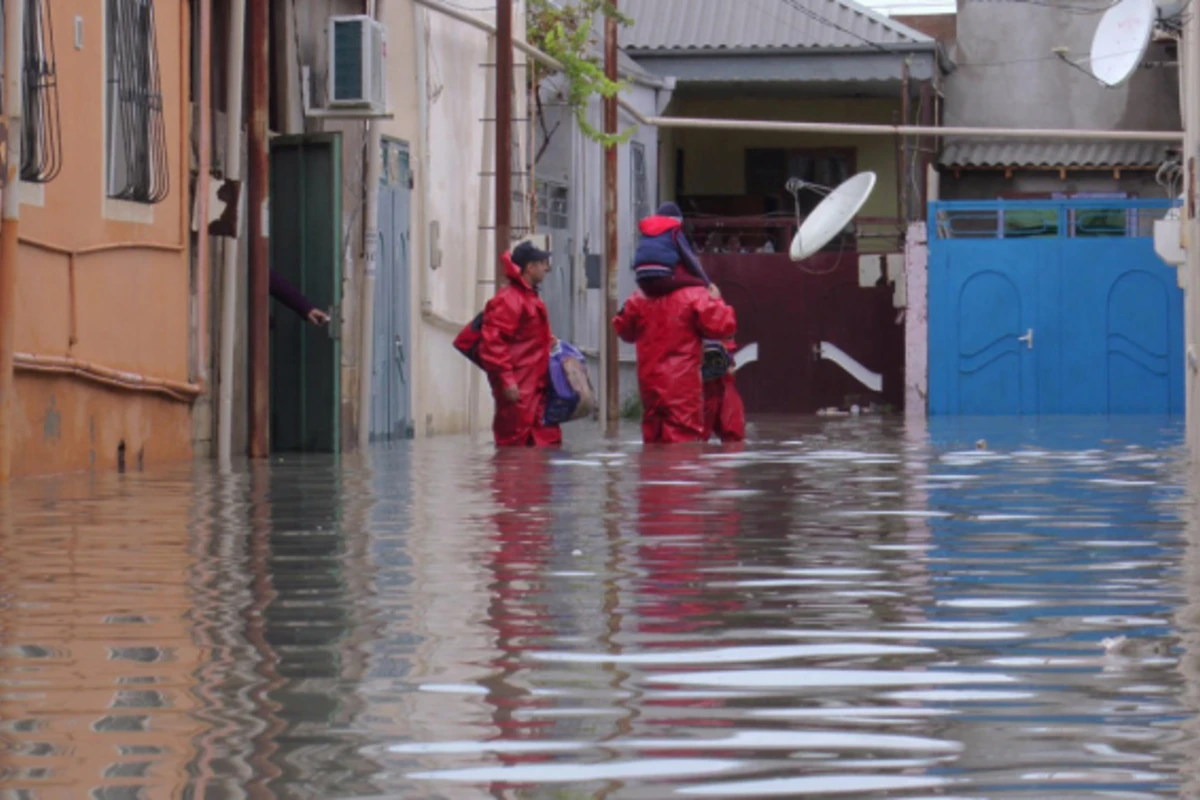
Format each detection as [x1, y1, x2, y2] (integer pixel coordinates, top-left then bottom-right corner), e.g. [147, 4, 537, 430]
[703, 339, 747, 443]
[479, 241, 563, 447]
[613, 284, 737, 443]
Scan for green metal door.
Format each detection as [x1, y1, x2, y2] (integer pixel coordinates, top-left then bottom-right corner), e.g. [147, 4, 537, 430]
[269, 133, 343, 453]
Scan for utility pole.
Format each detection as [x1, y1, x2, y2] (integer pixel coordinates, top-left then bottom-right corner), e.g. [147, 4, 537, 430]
[247, 0, 270, 458]
[495, 0, 513, 283]
[604, 2, 619, 435]
[0, 0, 24, 482]
[1186, 6, 1200, 457]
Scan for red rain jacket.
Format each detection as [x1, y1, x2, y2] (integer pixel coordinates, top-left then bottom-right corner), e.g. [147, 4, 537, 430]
[703, 339, 746, 443]
[479, 253, 563, 447]
[613, 287, 737, 443]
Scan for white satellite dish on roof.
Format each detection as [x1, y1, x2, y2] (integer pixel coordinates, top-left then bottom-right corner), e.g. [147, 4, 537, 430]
[1090, 0, 1155, 87]
[788, 172, 877, 262]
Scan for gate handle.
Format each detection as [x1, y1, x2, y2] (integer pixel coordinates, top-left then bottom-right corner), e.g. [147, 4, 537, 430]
[1018, 328, 1034, 350]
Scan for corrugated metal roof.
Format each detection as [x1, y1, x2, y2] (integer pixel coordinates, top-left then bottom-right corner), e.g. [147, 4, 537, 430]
[621, 0, 932, 52]
[940, 139, 1174, 169]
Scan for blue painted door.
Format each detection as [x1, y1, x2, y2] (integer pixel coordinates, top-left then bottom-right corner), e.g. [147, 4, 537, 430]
[928, 200, 1183, 416]
[1060, 238, 1182, 415]
[930, 238, 1045, 415]
[370, 138, 414, 441]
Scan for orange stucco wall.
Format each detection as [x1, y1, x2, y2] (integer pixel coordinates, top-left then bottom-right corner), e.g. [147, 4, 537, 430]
[11, 0, 193, 478]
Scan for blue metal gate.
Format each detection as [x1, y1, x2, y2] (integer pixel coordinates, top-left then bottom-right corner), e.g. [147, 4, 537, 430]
[370, 138, 414, 441]
[928, 199, 1183, 416]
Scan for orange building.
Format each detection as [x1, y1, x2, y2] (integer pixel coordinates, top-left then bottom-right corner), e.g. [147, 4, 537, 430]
[7, 0, 197, 479]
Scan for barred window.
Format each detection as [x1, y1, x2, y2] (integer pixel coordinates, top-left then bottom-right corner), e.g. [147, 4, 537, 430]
[536, 180, 568, 230]
[20, 0, 62, 182]
[631, 141, 649, 228]
[106, 0, 168, 203]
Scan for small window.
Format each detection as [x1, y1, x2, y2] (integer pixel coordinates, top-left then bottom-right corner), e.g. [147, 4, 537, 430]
[106, 0, 168, 203]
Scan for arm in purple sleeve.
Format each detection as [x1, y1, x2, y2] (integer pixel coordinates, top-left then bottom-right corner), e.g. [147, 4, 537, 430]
[674, 231, 710, 285]
[270, 269, 317, 320]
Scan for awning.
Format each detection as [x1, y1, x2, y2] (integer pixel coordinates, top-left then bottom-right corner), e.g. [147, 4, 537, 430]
[939, 139, 1175, 170]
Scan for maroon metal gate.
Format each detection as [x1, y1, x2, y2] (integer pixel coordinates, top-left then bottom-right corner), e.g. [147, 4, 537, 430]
[704, 250, 905, 414]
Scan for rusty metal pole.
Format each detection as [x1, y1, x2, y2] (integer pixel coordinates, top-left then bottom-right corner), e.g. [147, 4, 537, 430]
[247, 0, 270, 458]
[604, 3, 619, 435]
[899, 59, 910, 222]
[495, 0, 513, 284]
[0, 0, 24, 482]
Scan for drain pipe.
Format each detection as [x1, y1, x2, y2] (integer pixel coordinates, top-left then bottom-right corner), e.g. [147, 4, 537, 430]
[216, 0, 247, 466]
[357, 0, 383, 449]
[195, 0, 212, 387]
[0, 0, 23, 482]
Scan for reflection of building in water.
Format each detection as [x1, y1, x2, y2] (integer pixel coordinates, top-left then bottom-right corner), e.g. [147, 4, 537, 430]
[359, 443, 498, 794]
[243, 461, 381, 798]
[0, 472, 208, 798]
[1174, 472, 1200, 796]
[917, 435, 1190, 784]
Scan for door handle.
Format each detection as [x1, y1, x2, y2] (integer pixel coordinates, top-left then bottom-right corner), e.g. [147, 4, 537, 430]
[394, 334, 406, 384]
[1017, 328, 1033, 350]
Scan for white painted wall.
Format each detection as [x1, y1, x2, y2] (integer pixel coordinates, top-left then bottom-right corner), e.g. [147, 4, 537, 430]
[379, 0, 531, 439]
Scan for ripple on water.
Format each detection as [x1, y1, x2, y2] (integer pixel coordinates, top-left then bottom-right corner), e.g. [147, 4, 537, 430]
[1, 417, 1195, 798]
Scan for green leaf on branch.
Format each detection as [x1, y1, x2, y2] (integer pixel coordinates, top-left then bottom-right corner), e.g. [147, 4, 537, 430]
[527, 0, 637, 148]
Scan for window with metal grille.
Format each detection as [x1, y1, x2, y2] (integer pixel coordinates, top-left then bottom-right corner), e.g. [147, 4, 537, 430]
[631, 141, 649, 228]
[106, 0, 168, 203]
[536, 179, 568, 230]
[15, 0, 62, 182]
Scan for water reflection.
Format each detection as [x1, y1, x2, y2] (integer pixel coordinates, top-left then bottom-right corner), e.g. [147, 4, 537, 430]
[0, 416, 1197, 798]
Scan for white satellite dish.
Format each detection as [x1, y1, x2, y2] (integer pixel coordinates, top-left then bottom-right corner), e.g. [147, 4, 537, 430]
[1090, 0, 1155, 87]
[788, 172, 877, 262]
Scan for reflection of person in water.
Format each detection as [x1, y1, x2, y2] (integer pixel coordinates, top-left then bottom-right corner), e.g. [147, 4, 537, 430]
[483, 449, 556, 751]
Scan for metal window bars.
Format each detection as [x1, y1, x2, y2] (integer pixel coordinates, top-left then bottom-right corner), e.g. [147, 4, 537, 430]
[21, 0, 61, 183]
[107, 0, 168, 204]
[0, 0, 63, 183]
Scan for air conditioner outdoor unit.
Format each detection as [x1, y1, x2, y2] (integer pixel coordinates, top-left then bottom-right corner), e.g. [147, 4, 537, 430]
[327, 15, 386, 111]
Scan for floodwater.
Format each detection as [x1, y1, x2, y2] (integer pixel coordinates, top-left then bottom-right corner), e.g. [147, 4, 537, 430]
[2, 416, 1199, 800]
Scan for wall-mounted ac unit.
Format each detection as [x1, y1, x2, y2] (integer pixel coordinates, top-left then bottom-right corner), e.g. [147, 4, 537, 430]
[327, 15, 386, 111]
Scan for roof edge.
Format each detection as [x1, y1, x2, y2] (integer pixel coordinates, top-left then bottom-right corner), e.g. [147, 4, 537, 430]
[625, 42, 941, 57]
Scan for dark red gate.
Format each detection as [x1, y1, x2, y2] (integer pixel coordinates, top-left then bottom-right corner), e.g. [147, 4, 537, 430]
[700, 241, 905, 415]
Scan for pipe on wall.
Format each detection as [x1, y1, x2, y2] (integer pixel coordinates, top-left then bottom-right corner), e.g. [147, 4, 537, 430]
[247, 0, 270, 458]
[14, 353, 203, 403]
[217, 0, 247, 466]
[0, 0, 25, 482]
[357, 0, 383, 449]
[195, 0, 212, 385]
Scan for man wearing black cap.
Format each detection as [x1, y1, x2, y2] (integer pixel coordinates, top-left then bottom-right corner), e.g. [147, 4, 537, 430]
[477, 241, 563, 447]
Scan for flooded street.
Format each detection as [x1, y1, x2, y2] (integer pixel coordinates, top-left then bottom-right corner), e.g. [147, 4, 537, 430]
[2, 416, 1199, 799]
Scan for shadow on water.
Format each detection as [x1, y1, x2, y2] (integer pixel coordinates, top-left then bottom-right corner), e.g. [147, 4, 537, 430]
[0, 415, 1198, 798]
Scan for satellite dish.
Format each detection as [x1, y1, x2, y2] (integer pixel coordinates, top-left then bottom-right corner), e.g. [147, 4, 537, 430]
[788, 172, 877, 262]
[1090, 0, 1155, 87]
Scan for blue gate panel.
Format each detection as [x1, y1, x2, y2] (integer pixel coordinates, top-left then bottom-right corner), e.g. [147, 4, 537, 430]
[928, 199, 1183, 417]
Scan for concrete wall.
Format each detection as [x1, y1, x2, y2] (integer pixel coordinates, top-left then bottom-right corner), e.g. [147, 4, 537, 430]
[949, 0, 1179, 134]
[943, 0, 1179, 200]
[12, 0, 193, 477]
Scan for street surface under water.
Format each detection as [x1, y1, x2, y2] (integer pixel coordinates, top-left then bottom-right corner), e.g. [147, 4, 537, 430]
[2, 416, 1200, 799]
